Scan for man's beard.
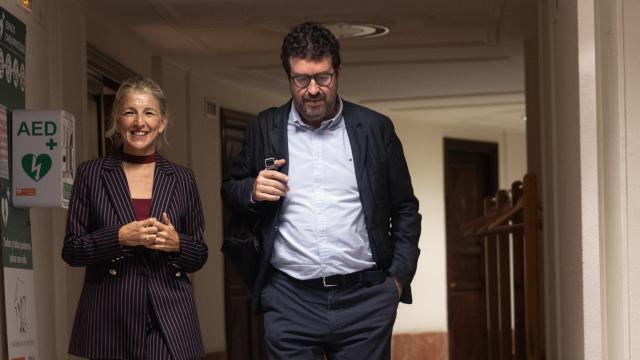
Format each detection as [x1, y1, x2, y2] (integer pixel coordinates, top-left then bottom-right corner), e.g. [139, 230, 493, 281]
[295, 94, 336, 123]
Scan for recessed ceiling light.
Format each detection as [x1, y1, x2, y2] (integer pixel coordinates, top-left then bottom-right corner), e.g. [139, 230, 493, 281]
[322, 23, 390, 39]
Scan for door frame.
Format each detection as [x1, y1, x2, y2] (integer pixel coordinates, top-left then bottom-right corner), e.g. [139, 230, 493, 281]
[220, 108, 266, 360]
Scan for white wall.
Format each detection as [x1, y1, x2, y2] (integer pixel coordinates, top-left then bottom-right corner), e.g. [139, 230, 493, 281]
[392, 119, 527, 333]
[537, 0, 605, 358]
[621, 0, 640, 355]
[598, 0, 640, 358]
[597, 0, 627, 358]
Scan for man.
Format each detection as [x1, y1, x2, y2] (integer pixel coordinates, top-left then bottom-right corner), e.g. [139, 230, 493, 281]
[221, 22, 421, 360]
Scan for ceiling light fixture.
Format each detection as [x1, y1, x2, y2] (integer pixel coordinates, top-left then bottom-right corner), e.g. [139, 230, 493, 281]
[322, 23, 390, 39]
[17, 0, 32, 12]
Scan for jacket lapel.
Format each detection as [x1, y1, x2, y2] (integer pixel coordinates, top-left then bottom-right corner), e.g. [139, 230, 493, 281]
[269, 101, 291, 175]
[343, 101, 368, 184]
[150, 155, 176, 220]
[102, 153, 136, 224]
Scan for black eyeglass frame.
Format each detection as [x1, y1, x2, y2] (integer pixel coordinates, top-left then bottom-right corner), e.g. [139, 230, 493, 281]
[289, 72, 336, 88]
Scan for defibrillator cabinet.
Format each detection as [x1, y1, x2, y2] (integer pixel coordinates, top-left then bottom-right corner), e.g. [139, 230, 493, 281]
[11, 110, 75, 208]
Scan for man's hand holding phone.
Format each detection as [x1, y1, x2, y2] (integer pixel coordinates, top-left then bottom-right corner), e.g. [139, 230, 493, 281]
[252, 158, 288, 202]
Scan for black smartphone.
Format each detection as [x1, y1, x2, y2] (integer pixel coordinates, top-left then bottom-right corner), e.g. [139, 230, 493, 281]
[264, 157, 276, 170]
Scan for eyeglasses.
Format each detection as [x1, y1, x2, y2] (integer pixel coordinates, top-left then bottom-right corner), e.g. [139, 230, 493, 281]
[290, 72, 335, 88]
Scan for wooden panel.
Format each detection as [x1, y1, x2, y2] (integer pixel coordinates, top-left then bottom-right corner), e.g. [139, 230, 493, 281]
[485, 190, 517, 360]
[461, 174, 544, 360]
[484, 199, 500, 360]
[523, 174, 544, 359]
[448, 291, 488, 359]
[444, 138, 498, 360]
[221, 108, 267, 360]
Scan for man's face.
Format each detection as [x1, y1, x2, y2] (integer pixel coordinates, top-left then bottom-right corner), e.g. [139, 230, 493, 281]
[288, 55, 339, 124]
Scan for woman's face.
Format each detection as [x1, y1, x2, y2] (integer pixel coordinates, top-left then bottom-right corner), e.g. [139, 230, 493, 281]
[117, 91, 167, 155]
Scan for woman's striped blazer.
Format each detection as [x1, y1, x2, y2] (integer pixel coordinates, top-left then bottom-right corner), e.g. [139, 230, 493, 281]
[62, 152, 208, 359]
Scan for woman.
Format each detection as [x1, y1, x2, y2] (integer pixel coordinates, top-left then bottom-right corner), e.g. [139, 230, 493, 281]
[62, 77, 208, 359]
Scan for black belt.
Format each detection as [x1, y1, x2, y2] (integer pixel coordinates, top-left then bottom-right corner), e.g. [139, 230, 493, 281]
[274, 267, 386, 288]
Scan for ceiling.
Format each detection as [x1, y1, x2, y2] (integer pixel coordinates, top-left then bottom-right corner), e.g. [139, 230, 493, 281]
[86, 0, 528, 131]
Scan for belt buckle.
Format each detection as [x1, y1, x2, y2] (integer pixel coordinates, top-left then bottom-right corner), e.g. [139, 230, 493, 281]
[322, 276, 339, 288]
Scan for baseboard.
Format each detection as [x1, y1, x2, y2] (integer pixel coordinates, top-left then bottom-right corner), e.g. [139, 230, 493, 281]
[392, 331, 448, 360]
[203, 352, 227, 360]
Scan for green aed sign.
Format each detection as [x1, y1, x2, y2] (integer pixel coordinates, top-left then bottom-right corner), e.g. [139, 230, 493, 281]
[12, 110, 75, 208]
[16, 121, 58, 182]
[21, 153, 52, 182]
[16, 121, 57, 136]
[0, 7, 26, 109]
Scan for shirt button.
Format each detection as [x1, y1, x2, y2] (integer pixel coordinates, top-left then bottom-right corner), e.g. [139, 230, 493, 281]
[109, 269, 117, 276]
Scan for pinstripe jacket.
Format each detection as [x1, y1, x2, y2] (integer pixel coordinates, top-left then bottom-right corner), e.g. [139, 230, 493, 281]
[62, 152, 208, 359]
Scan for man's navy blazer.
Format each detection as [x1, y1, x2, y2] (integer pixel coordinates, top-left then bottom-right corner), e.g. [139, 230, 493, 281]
[62, 152, 208, 359]
[221, 100, 421, 312]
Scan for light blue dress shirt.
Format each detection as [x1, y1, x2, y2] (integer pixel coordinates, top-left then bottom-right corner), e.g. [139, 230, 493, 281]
[271, 99, 376, 280]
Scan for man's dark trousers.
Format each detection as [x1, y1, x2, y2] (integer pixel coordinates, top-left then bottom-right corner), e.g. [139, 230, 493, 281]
[261, 269, 399, 360]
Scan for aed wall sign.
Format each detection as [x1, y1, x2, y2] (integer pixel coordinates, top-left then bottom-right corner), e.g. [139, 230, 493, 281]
[11, 110, 75, 208]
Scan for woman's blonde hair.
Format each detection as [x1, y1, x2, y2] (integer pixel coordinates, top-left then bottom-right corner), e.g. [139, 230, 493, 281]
[106, 77, 171, 149]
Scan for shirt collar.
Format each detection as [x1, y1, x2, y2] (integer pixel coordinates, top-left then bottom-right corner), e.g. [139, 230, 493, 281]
[289, 97, 344, 130]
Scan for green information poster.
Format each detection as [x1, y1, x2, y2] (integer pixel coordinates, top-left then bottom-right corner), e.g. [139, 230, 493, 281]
[0, 6, 37, 360]
[0, 7, 26, 108]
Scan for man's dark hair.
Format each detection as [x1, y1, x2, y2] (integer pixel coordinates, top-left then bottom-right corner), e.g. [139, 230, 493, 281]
[280, 22, 341, 76]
